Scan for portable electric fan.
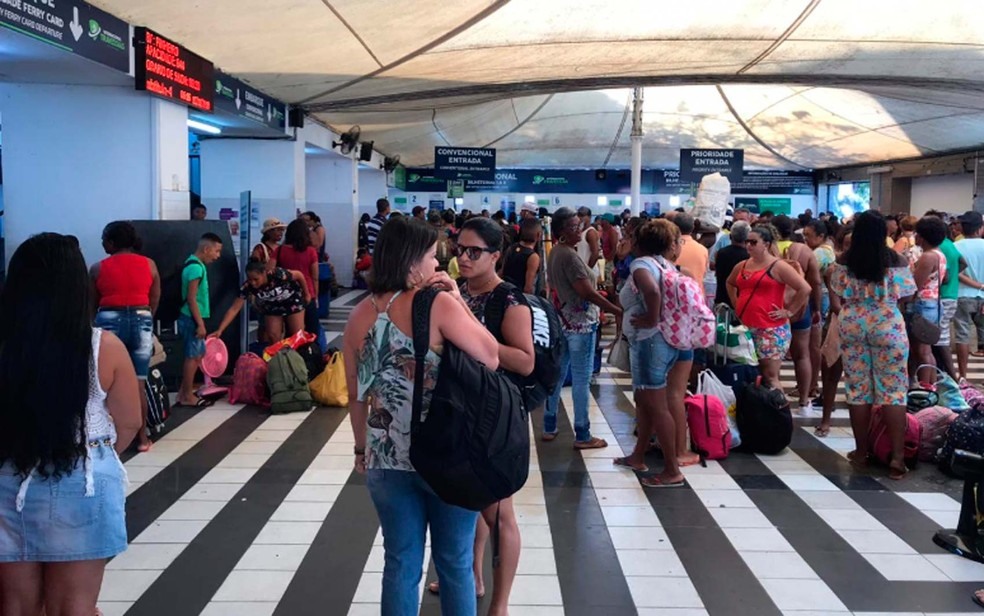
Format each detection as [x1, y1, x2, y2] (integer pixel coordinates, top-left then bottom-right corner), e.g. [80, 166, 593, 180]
[198, 337, 230, 400]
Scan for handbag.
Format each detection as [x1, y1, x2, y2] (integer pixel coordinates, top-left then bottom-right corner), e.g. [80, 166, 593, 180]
[820, 312, 841, 368]
[309, 352, 349, 407]
[915, 363, 970, 412]
[608, 335, 630, 373]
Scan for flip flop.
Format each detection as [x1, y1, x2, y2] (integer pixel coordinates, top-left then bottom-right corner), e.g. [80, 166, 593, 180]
[427, 581, 484, 599]
[613, 457, 648, 472]
[137, 442, 153, 453]
[640, 476, 686, 489]
[971, 589, 984, 609]
[889, 465, 909, 481]
[814, 425, 831, 438]
[678, 455, 702, 468]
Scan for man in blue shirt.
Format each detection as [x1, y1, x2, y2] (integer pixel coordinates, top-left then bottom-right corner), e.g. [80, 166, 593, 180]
[954, 211, 984, 381]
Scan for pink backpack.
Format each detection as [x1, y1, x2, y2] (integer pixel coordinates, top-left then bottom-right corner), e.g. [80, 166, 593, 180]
[914, 406, 958, 462]
[686, 394, 731, 460]
[229, 353, 270, 408]
[868, 406, 921, 466]
[648, 258, 715, 350]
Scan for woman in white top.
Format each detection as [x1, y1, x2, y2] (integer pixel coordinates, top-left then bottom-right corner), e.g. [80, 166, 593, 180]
[0, 233, 141, 615]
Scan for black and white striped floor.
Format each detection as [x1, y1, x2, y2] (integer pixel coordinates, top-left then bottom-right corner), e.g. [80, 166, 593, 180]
[99, 292, 984, 615]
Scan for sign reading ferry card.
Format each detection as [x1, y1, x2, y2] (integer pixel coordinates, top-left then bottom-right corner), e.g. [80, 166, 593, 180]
[133, 27, 214, 113]
[679, 149, 744, 184]
[0, 0, 130, 73]
[434, 147, 496, 182]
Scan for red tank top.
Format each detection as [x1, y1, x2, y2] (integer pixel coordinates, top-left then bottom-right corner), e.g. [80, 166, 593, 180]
[735, 261, 785, 328]
[97, 253, 152, 307]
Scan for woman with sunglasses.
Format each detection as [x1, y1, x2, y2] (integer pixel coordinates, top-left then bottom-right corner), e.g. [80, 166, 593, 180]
[543, 207, 622, 447]
[727, 225, 811, 389]
[425, 217, 536, 614]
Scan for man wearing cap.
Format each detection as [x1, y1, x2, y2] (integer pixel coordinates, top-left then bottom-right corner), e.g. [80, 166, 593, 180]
[520, 201, 538, 220]
[251, 218, 286, 264]
[955, 211, 984, 380]
[412, 205, 426, 220]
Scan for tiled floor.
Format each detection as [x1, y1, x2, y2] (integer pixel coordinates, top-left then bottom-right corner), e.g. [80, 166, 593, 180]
[96, 294, 984, 615]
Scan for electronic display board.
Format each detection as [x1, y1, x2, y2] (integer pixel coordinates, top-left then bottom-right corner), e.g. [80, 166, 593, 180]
[134, 27, 214, 113]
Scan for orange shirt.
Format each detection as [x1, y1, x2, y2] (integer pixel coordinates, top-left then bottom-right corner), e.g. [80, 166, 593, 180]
[676, 236, 709, 293]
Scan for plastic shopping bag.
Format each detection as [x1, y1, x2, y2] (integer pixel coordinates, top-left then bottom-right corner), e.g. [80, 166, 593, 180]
[309, 352, 349, 407]
[697, 369, 741, 448]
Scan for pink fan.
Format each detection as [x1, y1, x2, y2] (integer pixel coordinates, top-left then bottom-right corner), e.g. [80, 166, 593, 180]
[198, 337, 229, 399]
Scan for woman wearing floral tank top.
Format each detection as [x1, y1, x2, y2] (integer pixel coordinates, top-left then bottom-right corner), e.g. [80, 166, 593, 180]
[343, 216, 499, 615]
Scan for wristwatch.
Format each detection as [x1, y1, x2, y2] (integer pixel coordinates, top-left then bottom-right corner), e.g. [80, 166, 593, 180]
[354, 446, 366, 456]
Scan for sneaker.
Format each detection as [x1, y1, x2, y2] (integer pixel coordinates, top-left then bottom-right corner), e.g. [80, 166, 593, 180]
[797, 402, 817, 417]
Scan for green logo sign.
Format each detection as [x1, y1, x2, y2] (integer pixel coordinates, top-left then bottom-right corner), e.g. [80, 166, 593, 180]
[215, 80, 223, 93]
[409, 174, 421, 183]
[87, 19, 101, 39]
[533, 175, 545, 185]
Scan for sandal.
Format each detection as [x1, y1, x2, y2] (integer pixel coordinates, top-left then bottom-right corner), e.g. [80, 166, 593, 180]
[613, 457, 648, 472]
[814, 425, 831, 438]
[574, 437, 608, 450]
[427, 581, 485, 599]
[972, 589, 984, 608]
[889, 465, 909, 481]
[847, 450, 869, 468]
[137, 441, 153, 453]
[678, 453, 701, 467]
[640, 476, 686, 489]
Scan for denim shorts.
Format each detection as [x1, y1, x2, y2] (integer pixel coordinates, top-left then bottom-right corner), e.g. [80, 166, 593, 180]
[178, 314, 206, 359]
[790, 303, 813, 331]
[0, 442, 127, 562]
[95, 308, 153, 378]
[629, 333, 679, 390]
[909, 299, 940, 327]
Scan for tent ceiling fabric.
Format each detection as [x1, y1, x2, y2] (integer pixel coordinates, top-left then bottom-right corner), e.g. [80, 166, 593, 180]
[91, 0, 984, 169]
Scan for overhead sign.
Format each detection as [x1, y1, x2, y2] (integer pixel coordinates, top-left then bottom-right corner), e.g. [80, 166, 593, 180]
[0, 0, 130, 73]
[735, 197, 792, 215]
[403, 167, 814, 196]
[434, 147, 496, 182]
[679, 149, 744, 183]
[133, 27, 214, 113]
[213, 71, 286, 131]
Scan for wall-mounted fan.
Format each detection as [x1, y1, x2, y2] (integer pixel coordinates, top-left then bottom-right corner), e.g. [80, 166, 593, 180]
[332, 125, 361, 155]
[383, 155, 401, 172]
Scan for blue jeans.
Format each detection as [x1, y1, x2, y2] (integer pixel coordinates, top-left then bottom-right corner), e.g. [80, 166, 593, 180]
[95, 308, 153, 378]
[545, 327, 597, 442]
[366, 469, 478, 616]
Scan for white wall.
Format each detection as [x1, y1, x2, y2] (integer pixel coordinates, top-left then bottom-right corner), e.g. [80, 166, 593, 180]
[199, 139, 303, 227]
[0, 83, 175, 266]
[910, 173, 973, 218]
[307, 156, 356, 285]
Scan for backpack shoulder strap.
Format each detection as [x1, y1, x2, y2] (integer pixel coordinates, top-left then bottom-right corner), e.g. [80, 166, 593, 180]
[411, 287, 439, 428]
[484, 282, 518, 343]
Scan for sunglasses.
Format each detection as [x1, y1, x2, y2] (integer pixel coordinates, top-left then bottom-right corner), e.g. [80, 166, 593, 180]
[746, 239, 760, 246]
[456, 244, 497, 260]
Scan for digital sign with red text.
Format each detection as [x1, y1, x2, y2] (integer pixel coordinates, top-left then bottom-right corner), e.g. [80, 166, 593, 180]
[134, 27, 214, 113]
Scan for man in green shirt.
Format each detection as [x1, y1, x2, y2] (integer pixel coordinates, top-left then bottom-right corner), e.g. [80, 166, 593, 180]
[935, 233, 966, 379]
[177, 233, 223, 405]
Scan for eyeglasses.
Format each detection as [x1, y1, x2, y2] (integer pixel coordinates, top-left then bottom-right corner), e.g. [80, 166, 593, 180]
[746, 239, 760, 246]
[456, 244, 497, 260]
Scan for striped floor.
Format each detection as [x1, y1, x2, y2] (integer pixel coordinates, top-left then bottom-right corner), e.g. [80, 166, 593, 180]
[99, 292, 984, 615]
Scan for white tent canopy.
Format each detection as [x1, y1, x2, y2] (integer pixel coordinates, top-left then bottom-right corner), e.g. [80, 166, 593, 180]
[91, 0, 984, 168]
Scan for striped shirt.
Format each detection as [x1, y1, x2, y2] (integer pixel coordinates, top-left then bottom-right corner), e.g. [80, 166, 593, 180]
[366, 214, 387, 255]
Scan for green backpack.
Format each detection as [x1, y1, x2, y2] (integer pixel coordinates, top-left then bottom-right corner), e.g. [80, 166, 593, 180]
[267, 348, 313, 414]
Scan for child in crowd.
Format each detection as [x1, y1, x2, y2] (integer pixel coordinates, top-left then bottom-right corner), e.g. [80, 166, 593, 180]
[353, 248, 372, 289]
[210, 262, 311, 343]
[177, 233, 223, 406]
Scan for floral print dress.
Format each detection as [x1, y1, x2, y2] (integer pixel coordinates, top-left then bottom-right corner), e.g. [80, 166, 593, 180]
[356, 292, 441, 471]
[829, 263, 916, 406]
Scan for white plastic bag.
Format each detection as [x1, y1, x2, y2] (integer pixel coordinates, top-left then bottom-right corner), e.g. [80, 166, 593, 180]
[691, 173, 731, 232]
[697, 369, 741, 448]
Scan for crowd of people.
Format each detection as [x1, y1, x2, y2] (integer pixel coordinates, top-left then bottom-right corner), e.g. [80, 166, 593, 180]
[4, 196, 984, 614]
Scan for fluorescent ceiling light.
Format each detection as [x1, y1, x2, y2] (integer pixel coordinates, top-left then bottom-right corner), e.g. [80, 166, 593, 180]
[187, 119, 221, 135]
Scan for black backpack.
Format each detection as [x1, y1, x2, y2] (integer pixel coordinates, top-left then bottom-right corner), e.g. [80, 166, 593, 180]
[736, 381, 793, 455]
[940, 405, 984, 475]
[296, 342, 326, 382]
[484, 282, 566, 411]
[410, 287, 530, 511]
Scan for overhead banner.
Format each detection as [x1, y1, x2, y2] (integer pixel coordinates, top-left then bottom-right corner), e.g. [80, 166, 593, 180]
[213, 71, 286, 131]
[434, 147, 496, 182]
[0, 0, 130, 73]
[679, 149, 744, 183]
[404, 168, 811, 196]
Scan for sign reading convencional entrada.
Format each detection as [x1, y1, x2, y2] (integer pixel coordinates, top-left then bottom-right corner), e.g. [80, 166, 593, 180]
[0, 0, 130, 72]
[434, 147, 496, 182]
[133, 27, 214, 113]
[679, 149, 744, 183]
[214, 71, 287, 131]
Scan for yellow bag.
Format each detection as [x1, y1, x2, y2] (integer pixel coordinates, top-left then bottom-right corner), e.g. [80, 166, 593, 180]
[310, 352, 349, 407]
